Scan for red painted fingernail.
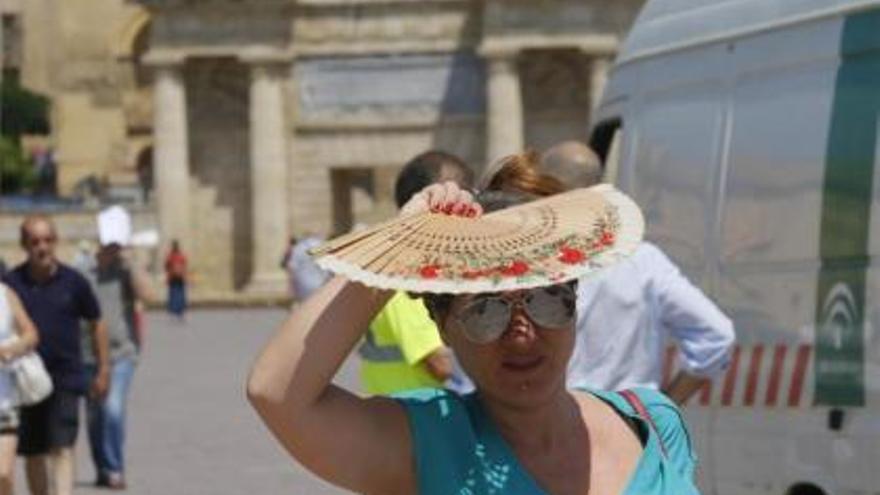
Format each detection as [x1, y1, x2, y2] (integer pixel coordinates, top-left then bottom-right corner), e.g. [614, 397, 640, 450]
[443, 203, 454, 214]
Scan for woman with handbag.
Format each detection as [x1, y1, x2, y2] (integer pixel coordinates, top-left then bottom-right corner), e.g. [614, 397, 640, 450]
[0, 282, 40, 495]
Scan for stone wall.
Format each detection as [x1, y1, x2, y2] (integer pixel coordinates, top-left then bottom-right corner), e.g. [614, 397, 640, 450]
[20, 0, 152, 194]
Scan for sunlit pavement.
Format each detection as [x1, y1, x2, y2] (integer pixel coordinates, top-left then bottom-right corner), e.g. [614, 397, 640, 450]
[18, 308, 357, 495]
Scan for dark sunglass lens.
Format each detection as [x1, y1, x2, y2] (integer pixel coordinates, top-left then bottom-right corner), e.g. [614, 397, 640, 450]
[458, 297, 510, 343]
[524, 286, 576, 329]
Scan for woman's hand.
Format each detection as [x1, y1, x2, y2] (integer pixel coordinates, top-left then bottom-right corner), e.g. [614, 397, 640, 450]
[400, 181, 483, 218]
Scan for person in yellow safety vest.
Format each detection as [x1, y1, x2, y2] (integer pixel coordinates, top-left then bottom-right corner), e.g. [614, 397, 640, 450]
[359, 151, 474, 395]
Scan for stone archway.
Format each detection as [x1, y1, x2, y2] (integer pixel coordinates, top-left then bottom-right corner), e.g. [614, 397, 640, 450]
[113, 10, 152, 60]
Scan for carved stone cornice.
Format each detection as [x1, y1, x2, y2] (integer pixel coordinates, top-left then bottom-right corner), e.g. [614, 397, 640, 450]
[479, 34, 619, 59]
[237, 46, 296, 65]
[141, 48, 188, 67]
[136, 0, 295, 9]
[293, 0, 478, 55]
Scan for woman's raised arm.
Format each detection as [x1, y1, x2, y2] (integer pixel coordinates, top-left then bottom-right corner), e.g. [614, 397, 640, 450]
[247, 181, 478, 494]
[246, 277, 415, 494]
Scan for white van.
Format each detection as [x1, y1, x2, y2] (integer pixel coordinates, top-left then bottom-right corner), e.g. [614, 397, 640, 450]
[589, 1, 880, 494]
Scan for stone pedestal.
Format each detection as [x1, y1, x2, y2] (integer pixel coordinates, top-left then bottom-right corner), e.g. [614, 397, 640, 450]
[151, 58, 192, 252]
[485, 53, 524, 163]
[244, 61, 290, 294]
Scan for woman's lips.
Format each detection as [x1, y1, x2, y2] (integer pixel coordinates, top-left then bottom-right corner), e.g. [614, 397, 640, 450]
[501, 355, 545, 372]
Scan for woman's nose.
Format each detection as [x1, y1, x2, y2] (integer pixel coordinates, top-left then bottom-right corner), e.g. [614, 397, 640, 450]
[501, 304, 538, 346]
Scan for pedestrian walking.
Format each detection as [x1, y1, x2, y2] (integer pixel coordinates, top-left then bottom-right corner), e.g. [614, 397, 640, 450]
[480, 143, 736, 404]
[0, 282, 40, 495]
[2, 214, 109, 495]
[248, 177, 702, 495]
[81, 208, 153, 489]
[164, 240, 188, 319]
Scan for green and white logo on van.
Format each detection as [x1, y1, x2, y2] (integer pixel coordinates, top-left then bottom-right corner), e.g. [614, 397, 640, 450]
[815, 9, 880, 407]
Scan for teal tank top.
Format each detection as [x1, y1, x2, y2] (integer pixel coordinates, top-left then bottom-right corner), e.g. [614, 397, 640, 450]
[394, 387, 700, 495]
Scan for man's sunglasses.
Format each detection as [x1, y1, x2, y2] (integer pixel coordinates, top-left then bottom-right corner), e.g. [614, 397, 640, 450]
[452, 283, 577, 344]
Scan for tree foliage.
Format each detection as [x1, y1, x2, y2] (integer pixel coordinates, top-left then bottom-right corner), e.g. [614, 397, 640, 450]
[0, 81, 49, 193]
[1, 81, 50, 139]
[0, 136, 35, 193]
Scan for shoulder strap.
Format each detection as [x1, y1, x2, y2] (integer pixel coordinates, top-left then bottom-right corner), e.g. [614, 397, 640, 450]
[618, 389, 668, 459]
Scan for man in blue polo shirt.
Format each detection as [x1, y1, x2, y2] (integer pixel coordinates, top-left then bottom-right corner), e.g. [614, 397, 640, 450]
[3, 215, 109, 495]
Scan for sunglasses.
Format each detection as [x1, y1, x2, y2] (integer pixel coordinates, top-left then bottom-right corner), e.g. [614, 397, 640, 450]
[451, 283, 577, 344]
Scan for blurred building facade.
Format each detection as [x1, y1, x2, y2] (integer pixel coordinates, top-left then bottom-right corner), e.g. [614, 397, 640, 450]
[9, 0, 644, 298]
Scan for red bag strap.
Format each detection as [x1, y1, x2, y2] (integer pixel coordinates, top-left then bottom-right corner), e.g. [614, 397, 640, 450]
[618, 389, 668, 459]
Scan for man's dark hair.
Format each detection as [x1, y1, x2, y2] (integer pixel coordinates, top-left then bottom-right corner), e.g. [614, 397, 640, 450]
[394, 150, 474, 208]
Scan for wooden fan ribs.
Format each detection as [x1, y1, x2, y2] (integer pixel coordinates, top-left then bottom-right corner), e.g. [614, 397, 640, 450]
[311, 186, 643, 292]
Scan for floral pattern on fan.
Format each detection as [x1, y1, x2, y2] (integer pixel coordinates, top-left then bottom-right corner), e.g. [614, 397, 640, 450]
[309, 184, 643, 294]
[412, 207, 619, 283]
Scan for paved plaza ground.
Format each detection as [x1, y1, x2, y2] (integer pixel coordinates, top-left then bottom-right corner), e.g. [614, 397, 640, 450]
[17, 308, 356, 495]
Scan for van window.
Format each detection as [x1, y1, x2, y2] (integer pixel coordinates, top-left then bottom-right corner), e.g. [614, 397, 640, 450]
[630, 89, 723, 270]
[718, 65, 837, 340]
[722, 68, 835, 266]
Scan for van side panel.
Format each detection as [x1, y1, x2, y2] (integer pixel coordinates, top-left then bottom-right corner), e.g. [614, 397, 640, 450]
[711, 17, 842, 495]
[602, 1, 880, 492]
[817, 9, 880, 491]
[626, 44, 731, 278]
[814, 8, 880, 408]
[609, 8, 880, 493]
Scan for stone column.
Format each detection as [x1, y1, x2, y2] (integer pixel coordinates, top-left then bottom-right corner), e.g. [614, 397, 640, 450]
[484, 51, 524, 164]
[150, 55, 192, 252]
[589, 56, 611, 111]
[244, 60, 290, 294]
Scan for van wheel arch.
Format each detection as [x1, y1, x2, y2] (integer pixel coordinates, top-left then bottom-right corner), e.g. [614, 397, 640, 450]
[786, 483, 828, 495]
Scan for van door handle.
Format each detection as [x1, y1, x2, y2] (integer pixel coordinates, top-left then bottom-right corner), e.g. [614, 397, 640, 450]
[828, 408, 845, 431]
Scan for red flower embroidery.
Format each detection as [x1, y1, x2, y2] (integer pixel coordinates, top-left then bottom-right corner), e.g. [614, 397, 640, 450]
[501, 261, 530, 277]
[559, 247, 586, 264]
[601, 231, 615, 246]
[462, 269, 483, 280]
[419, 264, 441, 279]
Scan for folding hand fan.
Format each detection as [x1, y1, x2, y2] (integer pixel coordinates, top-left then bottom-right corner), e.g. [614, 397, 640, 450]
[310, 184, 644, 294]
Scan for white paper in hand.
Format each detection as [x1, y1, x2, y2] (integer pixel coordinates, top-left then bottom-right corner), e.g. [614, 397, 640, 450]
[97, 206, 132, 247]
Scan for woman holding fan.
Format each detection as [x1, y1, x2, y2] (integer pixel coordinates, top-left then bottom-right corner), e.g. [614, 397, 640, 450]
[247, 153, 700, 495]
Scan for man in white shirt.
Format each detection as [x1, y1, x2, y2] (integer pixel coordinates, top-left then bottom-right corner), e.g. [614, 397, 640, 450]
[481, 142, 736, 404]
[568, 241, 734, 402]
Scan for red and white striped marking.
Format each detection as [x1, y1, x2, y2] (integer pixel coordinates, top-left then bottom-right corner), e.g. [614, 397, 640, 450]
[663, 344, 814, 408]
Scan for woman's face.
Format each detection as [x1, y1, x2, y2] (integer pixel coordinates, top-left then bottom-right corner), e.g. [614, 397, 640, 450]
[440, 284, 577, 409]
